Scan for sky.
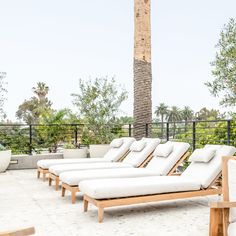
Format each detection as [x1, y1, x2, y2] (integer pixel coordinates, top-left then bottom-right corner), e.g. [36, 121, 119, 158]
[0, 0, 235, 121]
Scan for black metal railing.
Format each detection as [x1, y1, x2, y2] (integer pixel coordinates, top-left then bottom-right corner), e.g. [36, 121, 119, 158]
[146, 119, 236, 150]
[0, 119, 235, 155]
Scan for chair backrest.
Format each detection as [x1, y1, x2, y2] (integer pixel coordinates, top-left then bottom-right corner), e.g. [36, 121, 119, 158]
[181, 145, 236, 189]
[103, 137, 136, 162]
[145, 141, 190, 175]
[226, 158, 236, 223]
[122, 138, 161, 167]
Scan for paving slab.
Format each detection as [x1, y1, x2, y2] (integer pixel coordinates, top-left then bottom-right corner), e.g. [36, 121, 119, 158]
[0, 170, 221, 236]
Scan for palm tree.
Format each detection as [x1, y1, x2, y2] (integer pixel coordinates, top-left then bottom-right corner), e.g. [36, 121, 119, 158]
[167, 106, 182, 138]
[133, 0, 152, 140]
[32, 82, 49, 102]
[154, 103, 169, 138]
[181, 106, 194, 132]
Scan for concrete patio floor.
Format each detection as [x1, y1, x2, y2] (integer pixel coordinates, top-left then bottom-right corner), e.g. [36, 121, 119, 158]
[0, 170, 220, 236]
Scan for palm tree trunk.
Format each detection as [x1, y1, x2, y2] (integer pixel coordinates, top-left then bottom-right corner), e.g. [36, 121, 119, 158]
[133, 0, 152, 140]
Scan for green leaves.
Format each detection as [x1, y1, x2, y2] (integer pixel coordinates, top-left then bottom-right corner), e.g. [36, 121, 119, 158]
[206, 18, 236, 107]
[72, 77, 128, 144]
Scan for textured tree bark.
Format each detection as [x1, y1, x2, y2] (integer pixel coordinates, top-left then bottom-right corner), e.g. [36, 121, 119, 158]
[133, 0, 152, 140]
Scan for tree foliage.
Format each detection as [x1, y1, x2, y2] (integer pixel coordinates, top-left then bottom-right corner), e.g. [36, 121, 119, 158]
[72, 77, 128, 144]
[0, 72, 7, 120]
[206, 18, 236, 107]
[16, 82, 53, 124]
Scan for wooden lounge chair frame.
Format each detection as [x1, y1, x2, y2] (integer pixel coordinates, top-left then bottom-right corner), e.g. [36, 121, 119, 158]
[37, 167, 49, 181]
[209, 156, 236, 236]
[83, 165, 222, 222]
[61, 151, 190, 204]
[0, 227, 35, 236]
[48, 149, 131, 191]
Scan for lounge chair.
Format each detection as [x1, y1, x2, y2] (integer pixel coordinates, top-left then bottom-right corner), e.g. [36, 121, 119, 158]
[60, 141, 190, 203]
[79, 145, 236, 222]
[209, 156, 236, 236]
[48, 138, 160, 190]
[37, 137, 135, 180]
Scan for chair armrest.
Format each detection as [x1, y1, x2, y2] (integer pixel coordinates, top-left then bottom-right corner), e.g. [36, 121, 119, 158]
[210, 201, 236, 209]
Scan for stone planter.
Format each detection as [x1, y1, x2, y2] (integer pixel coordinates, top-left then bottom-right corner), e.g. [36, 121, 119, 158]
[89, 144, 110, 158]
[7, 153, 63, 170]
[63, 148, 88, 159]
[0, 150, 12, 172]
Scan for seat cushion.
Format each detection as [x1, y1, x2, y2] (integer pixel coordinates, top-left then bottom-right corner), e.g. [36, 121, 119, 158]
[49, 162, 133, 176]
[60, 168, 158, 186]
[79, 176, 201, 199]
[37, 158, 109, 169]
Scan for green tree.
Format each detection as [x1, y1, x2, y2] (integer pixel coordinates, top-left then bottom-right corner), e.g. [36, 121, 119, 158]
[181, 106, 194, 132]
[167, 106, 182, 138]
[38, 109, 79, 153]
[72, 77, 128, 144]
[195, 107, 225, 120]
[154, 103, 169, 138]
[205, 18, 236, 107]
[0, 72, 7, 120]
[16, 82, 52, 124]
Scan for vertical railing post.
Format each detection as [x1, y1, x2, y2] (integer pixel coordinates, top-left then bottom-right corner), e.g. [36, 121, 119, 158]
[29, 124, 32, 155]
[74, 124, 78, 146]
[128, 124, 132, 137]
[192, 121, 196, 150]
[166, 122, 169, 141]
[145, 124, 148, 137]
[227, 120, 231, 145]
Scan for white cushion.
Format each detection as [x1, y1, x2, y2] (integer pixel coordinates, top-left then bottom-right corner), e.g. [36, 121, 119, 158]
[103, 137, 135, 161]
[59, 168, 158, 186]
[37, 158, 108, 169]
[130, 140, 146, 152]
[188, 148, 215, 163]
[79, 176, 200, 199]
[49, 162, 133, 176]
[153, 142, 173, 157]
[228, 222, 236, 236]
[110, 138, 123, 148]
[146, 142, 190, 175]
[182, 145, 236, 188]
[122, 138, 161, 167]
[228, 159, 236, 223]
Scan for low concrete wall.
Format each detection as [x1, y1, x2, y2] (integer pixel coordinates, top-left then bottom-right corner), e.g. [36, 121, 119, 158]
[7, 153, 63, 170]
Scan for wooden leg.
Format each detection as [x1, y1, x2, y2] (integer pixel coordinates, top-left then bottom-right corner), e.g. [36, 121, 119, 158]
[43, 173, 46, 181]
[98, 207, 104, 223]
[37, 170, 40, 179]
[71, 191, 76, 204]
[62, 186, 66, 197]
[55, 177, 59, 191]
[209, 208, 223, 236]
[84, 199, 88, 212]
[49, 177, 52, 186]
[222, 208, 229, 236]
